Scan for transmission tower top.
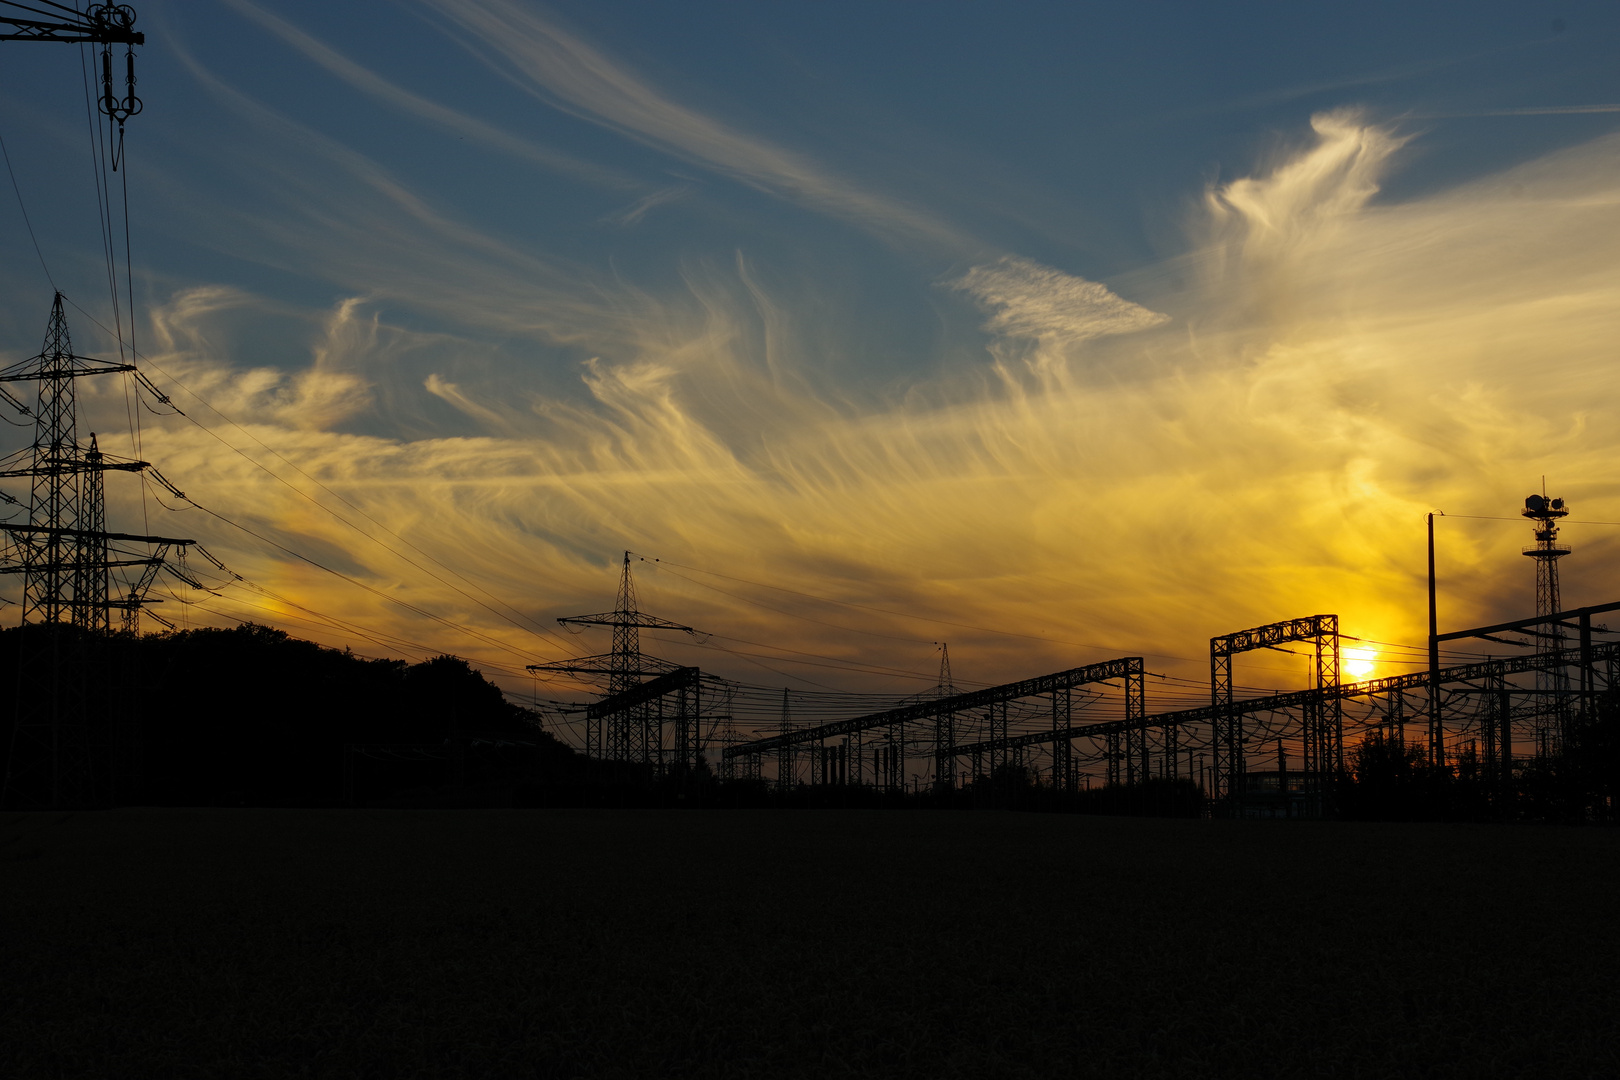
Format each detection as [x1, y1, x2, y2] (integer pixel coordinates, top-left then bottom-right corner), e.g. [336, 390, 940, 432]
[527, 551, 702, 691]
[1522, 491, 1570, 553]
[0, 3, 145, 167]
[0, 3, 142, 44]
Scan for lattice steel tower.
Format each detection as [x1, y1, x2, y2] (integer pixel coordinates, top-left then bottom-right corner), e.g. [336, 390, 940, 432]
[527, 552, 700, 765]
[1522, 489, 1571, 755]
[776, 688, 795, 792]
[0, 295, 194, 809]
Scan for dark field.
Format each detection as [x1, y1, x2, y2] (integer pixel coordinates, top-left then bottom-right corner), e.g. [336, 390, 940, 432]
[3, 810, 1618, 1079]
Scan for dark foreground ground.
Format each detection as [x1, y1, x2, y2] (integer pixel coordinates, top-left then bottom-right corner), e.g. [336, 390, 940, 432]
[3, 811, 1617, 1079]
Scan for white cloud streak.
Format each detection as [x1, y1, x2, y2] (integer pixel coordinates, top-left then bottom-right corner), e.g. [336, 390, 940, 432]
[418, 0, 979, 253]
[218, 0, 636, 191]
[952, 257, 1171, 343]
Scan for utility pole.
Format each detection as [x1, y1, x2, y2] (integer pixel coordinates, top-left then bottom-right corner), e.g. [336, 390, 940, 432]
[1428, 512, 1442, 765]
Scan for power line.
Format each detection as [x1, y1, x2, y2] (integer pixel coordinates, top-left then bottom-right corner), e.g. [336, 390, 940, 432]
[0, 125, 55, 291]
[178, 493, 551, 671]
[635, 550, 1270, 669]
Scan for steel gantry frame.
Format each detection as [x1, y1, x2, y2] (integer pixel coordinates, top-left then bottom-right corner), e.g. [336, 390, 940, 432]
[1432, 599, 1620, 765]
[946, 642, 1617, 804]
[584, 595, 1620, 816]
[721, 657, 1146, 792]
[582, 665, 708, 779]
[1211, 615, 1341, 805]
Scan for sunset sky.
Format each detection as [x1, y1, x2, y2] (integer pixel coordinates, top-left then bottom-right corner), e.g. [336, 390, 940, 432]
[0, 2, 1618, 729]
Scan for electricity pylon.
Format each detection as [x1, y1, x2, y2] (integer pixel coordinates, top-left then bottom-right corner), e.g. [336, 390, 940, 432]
[527, 551, 702, 764]
[0, 296, 193, 809]
[777, 687, 794, 792]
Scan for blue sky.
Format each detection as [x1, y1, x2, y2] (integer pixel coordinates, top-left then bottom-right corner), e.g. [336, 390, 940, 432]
[0, 1, 1618, 713]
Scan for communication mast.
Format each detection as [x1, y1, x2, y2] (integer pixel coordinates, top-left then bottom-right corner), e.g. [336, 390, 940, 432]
[1522, 489, 1571, 755]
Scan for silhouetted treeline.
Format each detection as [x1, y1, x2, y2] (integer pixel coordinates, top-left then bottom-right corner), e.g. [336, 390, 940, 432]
[0, 622, 583, 807]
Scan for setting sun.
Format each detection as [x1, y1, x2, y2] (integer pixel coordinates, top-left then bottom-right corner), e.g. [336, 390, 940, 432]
[1344, 646, 1378, 682]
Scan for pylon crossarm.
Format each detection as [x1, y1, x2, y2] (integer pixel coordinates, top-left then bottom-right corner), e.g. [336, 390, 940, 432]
[0, 556, 160, 575]
[557, 611, 696, 632]
[0, 523, 192, 545]
[0, 459, 146, 478]
[0, 3, 144, 45]
[0, 357, 135, 381]
[123, 543, 170, 592]
[84, 446, 151, 469]
[526, 653, 684, 677]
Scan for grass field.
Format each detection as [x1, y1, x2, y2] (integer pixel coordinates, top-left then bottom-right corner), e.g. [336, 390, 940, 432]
[3, 809, 1618, 1078]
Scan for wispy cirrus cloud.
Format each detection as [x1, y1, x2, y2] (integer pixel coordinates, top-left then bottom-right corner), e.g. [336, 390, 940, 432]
[71, 86, 1620, 713]
[601, 183, 694, 226]
[417, 0, 979, 253]
[952, 256, 1171, 344]
[217, 0, 635, 191]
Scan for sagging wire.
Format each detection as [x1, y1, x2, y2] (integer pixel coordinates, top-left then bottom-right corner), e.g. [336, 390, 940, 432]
[0, 121, 55, 292]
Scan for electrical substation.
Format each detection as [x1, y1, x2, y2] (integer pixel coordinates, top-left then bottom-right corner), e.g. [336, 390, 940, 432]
[518, 514, 1620, 819]
[0, 5, 1615, 818]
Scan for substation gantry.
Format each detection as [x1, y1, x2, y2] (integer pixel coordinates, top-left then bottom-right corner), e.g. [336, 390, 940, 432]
[581, 665, 713, 780]
[713, 593, 1619, 817]
[723, 657, 1145, 795]
[1210, 615, 1341, 806]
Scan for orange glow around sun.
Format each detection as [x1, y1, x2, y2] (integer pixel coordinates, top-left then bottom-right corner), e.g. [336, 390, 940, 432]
[1343, 646, 1378, 682]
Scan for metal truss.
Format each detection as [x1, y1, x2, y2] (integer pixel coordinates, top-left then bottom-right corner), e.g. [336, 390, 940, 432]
[721, 657, 1145, 793]
[1434, 601, 1620, 761]
[945, 643, 1619, 805]
[1211, 615, 1340, 805]
[576, 664, 709, 779]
